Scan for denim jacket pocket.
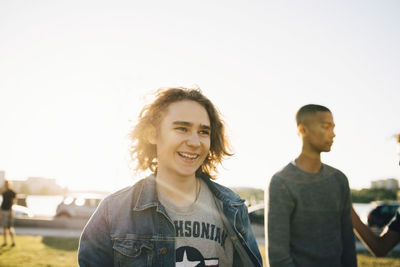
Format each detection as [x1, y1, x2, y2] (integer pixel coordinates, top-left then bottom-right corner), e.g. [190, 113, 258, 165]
[113, 239, 154, 267]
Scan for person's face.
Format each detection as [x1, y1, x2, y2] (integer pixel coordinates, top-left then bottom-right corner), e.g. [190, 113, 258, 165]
[154, 100, 211, 179]
[302, 111, 336, 153]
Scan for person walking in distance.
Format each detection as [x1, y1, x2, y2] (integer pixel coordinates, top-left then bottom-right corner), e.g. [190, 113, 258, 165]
[265, 104, 357, 267]
[1, 180, 17, 247]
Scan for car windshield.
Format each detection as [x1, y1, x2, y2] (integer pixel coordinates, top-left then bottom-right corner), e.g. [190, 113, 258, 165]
[63, 197, 74, 205]
[75, 198, 85, 206]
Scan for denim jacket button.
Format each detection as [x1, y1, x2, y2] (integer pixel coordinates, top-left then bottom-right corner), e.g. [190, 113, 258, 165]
[160, 247, 167, 255]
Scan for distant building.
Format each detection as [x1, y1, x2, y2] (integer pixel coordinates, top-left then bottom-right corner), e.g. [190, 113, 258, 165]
[8, 180, 24, 191]
[25, 177, 64, 194]
[2, 177, 65, 195]
[0, 171, 66, 195]
[0, 170, 5, 188]
[0, 173, 25, 193]
[371, 178, 399, 191]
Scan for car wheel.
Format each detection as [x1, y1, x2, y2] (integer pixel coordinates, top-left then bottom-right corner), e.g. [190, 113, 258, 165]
[56, 211, 71, 218]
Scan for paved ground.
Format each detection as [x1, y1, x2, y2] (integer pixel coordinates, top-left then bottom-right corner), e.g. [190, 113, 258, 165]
[252, 224, 400, 252]
[256, 235, 400, 252]
[1, 227, 82, 238]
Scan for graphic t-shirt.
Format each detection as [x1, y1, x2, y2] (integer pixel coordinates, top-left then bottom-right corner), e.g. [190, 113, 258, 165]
[158, 179, 233, 267]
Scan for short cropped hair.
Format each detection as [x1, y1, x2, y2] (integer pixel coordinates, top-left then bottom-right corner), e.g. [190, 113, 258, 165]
[129, 87, 232, 179]
[296, 104, 331, 126]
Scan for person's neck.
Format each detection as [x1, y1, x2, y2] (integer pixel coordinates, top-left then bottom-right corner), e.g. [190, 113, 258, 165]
[156, 171, 199, 207]
[295, 150, 322, 174]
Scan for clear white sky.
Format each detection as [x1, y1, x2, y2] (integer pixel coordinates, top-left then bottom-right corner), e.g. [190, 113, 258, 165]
[1, 0, 399, 192]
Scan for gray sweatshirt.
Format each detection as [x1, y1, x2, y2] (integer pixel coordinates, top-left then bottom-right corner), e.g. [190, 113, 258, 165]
[265, 163, 357, 267]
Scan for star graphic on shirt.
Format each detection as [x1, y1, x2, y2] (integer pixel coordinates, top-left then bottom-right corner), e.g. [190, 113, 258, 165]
[176, 250, 201, 267]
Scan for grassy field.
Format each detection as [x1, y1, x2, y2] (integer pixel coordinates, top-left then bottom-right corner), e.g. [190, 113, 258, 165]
[0, 236, 78, 267]
[259, 246, 400, 267]
[1, 236, 400, 266]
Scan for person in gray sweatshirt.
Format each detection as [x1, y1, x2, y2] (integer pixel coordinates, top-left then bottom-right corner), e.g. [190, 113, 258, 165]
[265, 104, 357, 267]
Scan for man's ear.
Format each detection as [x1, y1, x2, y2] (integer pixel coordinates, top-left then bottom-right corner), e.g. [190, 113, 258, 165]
[145, 125, 157, 145]
[298, 124, 306, 137]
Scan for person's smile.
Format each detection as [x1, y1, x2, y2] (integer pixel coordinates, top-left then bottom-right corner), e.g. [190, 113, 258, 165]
[177, 151, 200, 161]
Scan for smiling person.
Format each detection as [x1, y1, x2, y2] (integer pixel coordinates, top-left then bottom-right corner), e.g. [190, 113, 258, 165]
[78, 88, 262, 267]
[265, 104, 357, 267]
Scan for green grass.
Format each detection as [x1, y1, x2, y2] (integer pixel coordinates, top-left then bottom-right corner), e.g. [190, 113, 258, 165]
[1, 236, 400, 266]
[259, 246, 400, 267]
[0, 236, 78, 267]
[357, 251, 400, 267]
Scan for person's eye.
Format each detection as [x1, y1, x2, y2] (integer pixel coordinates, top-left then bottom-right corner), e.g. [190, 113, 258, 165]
[199, 130, 210, 136]
[175, 127, 187, 132]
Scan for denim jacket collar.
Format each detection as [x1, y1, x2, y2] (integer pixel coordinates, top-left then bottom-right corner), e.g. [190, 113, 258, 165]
[133, 174, 159, 211]
[201, 177, 244, 206]
[133, 173, 245, 212]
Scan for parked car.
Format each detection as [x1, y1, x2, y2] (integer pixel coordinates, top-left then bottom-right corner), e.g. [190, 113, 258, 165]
[368, 202, 400, 228]
[248, 203, 265, 225]
[0, 195, 34, 218]
[55, 194, 105, 218]
[247, 203, 265, 240]
[13, 204, 34, 218]
[0, 205, 34, 220]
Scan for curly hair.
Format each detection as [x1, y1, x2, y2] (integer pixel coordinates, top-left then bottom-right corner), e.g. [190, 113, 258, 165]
[129, 87, 232, 179]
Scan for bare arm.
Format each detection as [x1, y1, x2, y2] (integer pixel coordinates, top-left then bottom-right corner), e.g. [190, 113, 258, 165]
[351, 205, 400, 257]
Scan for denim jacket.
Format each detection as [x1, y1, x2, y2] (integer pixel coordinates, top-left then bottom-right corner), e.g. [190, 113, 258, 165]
[78, 174, 262, 267]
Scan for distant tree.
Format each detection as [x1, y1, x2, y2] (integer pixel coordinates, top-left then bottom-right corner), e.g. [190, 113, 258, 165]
[351, 188, 397, 203]
[232, 187, 264, 205]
